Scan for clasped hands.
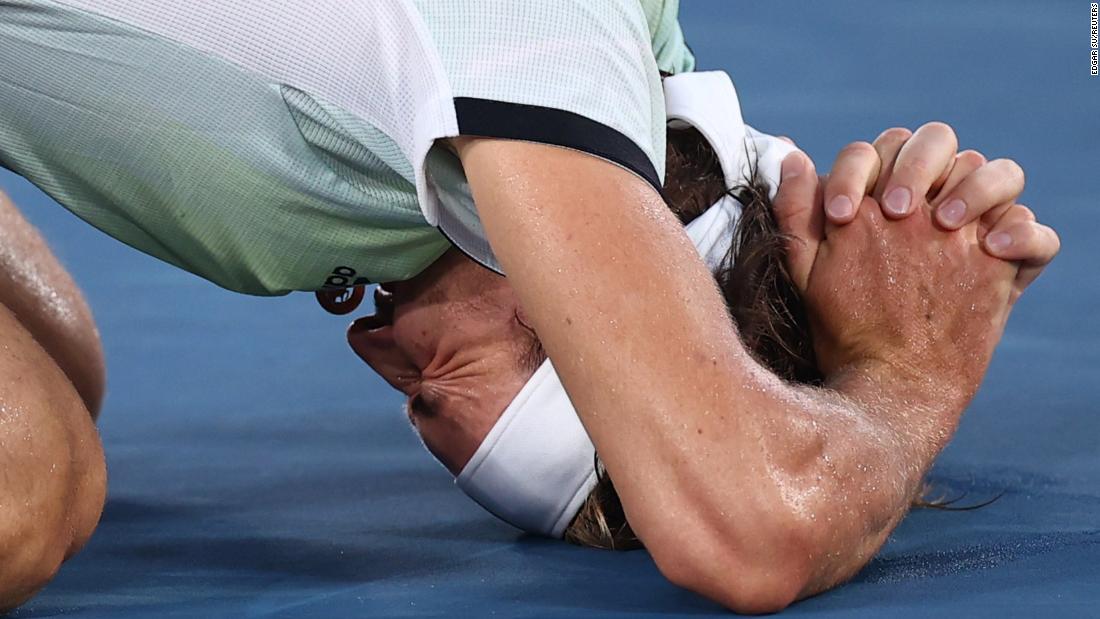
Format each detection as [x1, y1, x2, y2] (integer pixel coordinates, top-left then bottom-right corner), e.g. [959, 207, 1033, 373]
[772, 123, 1059, 400]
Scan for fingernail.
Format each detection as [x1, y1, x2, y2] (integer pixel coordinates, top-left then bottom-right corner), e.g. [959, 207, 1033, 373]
[826, 195, 854, 219]
[938, 199, 967, 227]
[986, 231, 1013, 253]
[883, 187, 912, 216]
[782, 152, 806, 179]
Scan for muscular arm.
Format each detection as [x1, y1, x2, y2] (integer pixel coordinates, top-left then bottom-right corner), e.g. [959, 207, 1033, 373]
[454, 137, 1012, 612]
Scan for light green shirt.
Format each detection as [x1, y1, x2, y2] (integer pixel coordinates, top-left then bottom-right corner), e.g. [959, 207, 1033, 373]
[0, 0, 694, 295]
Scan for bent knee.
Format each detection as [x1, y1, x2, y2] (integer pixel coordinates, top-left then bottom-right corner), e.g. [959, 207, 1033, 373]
[0, 455, 106, 613]
[0, 526, 67, 613]
[0, 191, 105, 417]
[0, 304, 107, 611]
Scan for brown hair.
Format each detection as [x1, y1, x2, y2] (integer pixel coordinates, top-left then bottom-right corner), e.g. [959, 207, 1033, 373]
[563, 126, 816, 549]
[562, 125, 991, 550]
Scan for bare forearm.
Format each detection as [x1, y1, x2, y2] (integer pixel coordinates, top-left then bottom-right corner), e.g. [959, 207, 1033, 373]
[755, 359, 970, 599]
[618, 351, 970, 611]
[456, 138, 982, 612]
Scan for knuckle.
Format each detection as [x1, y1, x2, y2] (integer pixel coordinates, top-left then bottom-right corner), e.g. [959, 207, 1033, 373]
[1017, 226, 1054, 262]
[1010, 204, 1037, 222]
[875, 125, 910, 140]
[1047, 226, 1063, 254]
[991, 158, 1026, 187]
[1009, 221, 1037, 244]
[897, 155, 932, 180]
[840, 141, 877, 158]
[797, 151, 817, 175]
[875, 127, 912, 145]
[962, 174, 1000, 206]
[957, 149, 987, 166]
[918, 120, 957, 142]
[1030, 222, 1062, 254]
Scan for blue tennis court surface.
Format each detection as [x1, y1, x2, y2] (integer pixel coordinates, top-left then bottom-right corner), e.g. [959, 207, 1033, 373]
[3, 1, 1097, 616]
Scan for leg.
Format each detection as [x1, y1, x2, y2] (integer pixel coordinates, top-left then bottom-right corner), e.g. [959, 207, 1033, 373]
[0, 303, 106, 611]
[0, 192, 105, 418]
[0, 193, 107, 610]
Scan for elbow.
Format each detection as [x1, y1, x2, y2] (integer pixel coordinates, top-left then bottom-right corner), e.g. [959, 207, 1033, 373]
[654, 550, 809, 615]
[647, 509, 816, 614]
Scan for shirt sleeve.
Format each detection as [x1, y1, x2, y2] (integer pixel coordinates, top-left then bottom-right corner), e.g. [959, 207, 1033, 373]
[414, 0, 669, 274]
[640, 0, 696, 75]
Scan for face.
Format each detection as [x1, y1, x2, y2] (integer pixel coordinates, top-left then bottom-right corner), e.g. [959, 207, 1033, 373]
[347, 249, 539, 474]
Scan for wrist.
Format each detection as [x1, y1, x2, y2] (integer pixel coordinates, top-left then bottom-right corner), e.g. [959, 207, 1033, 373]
[824, 357, 970, 455]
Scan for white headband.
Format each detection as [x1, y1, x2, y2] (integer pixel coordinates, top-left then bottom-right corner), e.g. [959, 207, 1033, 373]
[456, 196, 742, 537]
[456, 71, 796, 537]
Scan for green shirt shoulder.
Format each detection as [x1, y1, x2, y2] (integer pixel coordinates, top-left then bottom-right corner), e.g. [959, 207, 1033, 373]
[639, 0, 696, 75]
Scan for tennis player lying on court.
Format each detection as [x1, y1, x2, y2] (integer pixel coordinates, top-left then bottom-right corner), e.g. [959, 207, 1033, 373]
[353, 66, 1061, 538]
[346, 79, 1061, 611]
[0, 0, 1059, 613]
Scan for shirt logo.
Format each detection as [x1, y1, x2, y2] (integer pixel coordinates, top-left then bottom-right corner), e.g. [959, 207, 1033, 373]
[321, 266, 371, 290]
